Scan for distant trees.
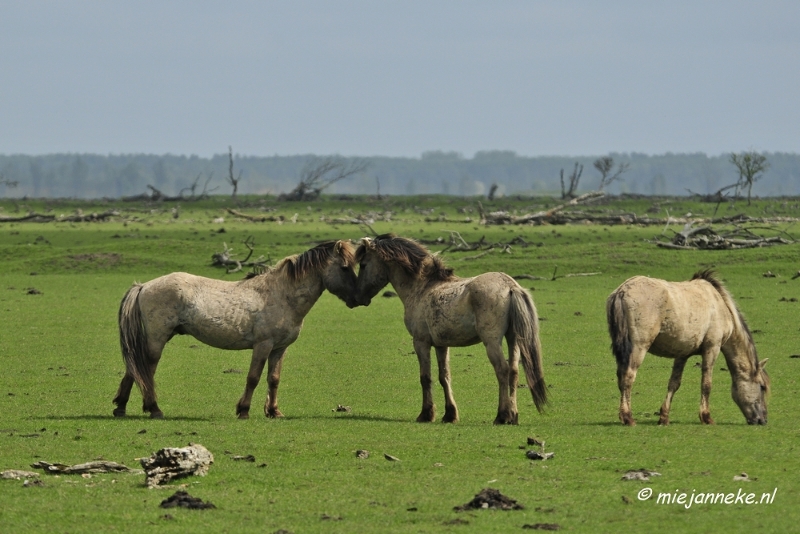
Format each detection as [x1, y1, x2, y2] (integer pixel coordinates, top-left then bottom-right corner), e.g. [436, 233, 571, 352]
[696, 151, 770, 204]
[730, 151, 769, 205]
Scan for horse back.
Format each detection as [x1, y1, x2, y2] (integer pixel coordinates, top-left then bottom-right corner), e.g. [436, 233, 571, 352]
[614, 275, 733, 358]
[412, 272, 520, 347]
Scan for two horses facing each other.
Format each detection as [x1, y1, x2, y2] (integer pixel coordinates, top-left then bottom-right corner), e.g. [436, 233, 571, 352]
[113, 240, 357, 419]
[607, 269, 769, 426]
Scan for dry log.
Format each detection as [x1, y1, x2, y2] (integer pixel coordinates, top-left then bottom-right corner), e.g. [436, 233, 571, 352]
[480, 191, 606, 225]
[140, 443, 214, 487]
[225, 208, 284, 223]
[31, 460, 133, 474]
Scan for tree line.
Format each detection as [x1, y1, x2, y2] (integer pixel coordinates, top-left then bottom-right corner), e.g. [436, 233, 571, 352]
[0, 150, 798, 199]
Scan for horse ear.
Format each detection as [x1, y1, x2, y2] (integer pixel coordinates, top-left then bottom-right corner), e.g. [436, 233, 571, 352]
[360, 237, 374, 249]
[759, 358, 769, 370]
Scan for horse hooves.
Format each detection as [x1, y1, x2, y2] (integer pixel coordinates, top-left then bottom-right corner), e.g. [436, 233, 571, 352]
[700, 414, 715, 425]
[265, 408, 284, 418]
[149, 412, 164, 419]
[658, 418, 670, 426]
[112, 409, 126, 418]
[237, 412, 250, 420]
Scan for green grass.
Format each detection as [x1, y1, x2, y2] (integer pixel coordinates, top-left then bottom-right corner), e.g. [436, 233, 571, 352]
[1, 195, 799, 532]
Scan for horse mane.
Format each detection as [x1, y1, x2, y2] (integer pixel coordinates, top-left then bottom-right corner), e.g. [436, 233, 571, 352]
[359, 234, 455, 282]
[692, 269, 767, 389]
[249, 240, 354, 282]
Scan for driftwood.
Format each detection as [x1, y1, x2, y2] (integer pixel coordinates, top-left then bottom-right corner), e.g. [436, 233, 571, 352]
[1, 469, 41, 479]
[211, 237, 269, 273]
[654, 223, 794, 250]
[479, 191, 606, 225]
[0, 210, 120, 223]
[141, 443, 214, 488]
[225, 208, 285, 223]
[31, 460, 133, 474]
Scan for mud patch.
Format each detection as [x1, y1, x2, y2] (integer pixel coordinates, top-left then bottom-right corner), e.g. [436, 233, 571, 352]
[454, 488, 524, 511]
[159, 491, 216, 510]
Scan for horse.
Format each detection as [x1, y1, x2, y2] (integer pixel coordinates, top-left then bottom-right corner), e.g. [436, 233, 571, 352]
[113, 240, 357, 419]
[353, 234, 547, 425]
[606, 269, 769, 426]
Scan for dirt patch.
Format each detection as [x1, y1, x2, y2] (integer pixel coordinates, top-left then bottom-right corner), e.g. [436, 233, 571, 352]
[454, 488, 524, 511]
[68, 253, 122, 265]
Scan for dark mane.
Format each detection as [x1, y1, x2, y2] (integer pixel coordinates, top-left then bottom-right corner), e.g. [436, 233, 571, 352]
[276, 240, 353, 282]
[359, 234, 455, 282]
[691, 268, 725, 292]
[692, 269, 764, 385]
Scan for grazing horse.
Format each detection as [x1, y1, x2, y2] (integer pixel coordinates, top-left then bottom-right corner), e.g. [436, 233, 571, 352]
[354, 234, 547, 425]
[607, 269, 769, 426]
[113, 240, 357, 419]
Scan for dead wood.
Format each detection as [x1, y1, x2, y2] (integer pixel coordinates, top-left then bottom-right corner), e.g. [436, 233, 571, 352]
[225, 208, 284, 223]
[653, 222, 794, 250]
[211, 237, 269, 273]
[31, 460, 133, 474]
[480, 191, 606, 225]
[0, 210, 120, 223]
[141, 443, 214, 487]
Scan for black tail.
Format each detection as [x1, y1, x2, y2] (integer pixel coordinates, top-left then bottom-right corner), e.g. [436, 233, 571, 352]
[118, 284, 154, 399]
[606, 290, 632, 376]
[509, 286, 548, 412]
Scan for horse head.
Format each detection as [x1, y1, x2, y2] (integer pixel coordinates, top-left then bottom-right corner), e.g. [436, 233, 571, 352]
[321, 240, 358, 309]
[731, 358, 769, 425]
[354, 237, 390, 306]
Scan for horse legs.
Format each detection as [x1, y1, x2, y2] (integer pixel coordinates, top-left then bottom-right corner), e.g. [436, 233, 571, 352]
[434, 346, 459, 423]
[264, 347, 288, 418]
[413, 339, 436, 422]
[235, 340, 273, 419]
[658, 356, 689, 425]
[486, 339, 516, 425]
[112, 372, 135, 417]
[141, 341, 165, 419]
[618, 346, 646, 426]
[699, 346, 720, 425]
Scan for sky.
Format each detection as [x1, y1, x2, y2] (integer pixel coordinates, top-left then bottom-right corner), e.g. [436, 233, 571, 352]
[1, 1, 798, 159]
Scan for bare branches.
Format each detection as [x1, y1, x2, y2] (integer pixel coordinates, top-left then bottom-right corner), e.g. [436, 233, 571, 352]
[653, 222, 793, 250]
[226, 146, 243, 199]
[279, 157, 370, 201]
[730, 151, 769, 205]
[594, 157, 630, 191]
[560, 163, 583, 199]
[211, 236, 269, 274]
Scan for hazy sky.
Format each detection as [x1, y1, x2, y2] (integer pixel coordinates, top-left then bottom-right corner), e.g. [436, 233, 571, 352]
[1, 1, 798, 158]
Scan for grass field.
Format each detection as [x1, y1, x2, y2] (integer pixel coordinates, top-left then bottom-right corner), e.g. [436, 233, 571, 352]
[1, 195, 799, 533]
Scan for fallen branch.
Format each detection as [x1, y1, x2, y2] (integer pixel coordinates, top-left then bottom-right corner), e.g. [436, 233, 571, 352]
[0, 210, 120, 223]
[225, 208, 285, 223]
[211, 237, 269, 273]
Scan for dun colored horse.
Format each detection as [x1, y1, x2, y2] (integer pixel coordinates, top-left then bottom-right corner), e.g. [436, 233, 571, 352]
[354, 234, 547, 425]
[607, 269, 769, 426]
[113, 240, 357, 419]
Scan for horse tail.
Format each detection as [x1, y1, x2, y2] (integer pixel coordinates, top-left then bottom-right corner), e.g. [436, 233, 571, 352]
[118, 284, 154, 399]
[509, 286, 548, 412]
[606, 289, 632, 376]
